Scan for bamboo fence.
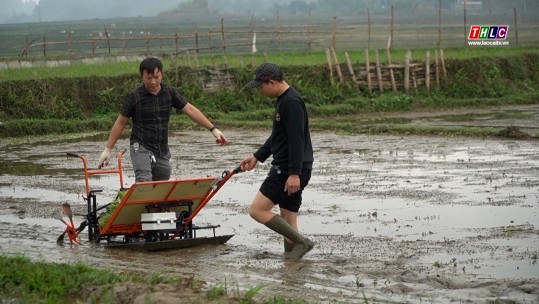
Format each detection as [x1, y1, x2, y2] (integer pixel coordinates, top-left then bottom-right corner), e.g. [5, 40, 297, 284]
[326, 48, 447, 93]
[14, 4, 530, 59]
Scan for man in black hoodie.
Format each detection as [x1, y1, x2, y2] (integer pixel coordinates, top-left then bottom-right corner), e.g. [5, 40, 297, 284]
[241, 63, 314, 259]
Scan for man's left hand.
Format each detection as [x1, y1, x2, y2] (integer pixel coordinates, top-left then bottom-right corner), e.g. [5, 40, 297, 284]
[211, 128, 227, 145]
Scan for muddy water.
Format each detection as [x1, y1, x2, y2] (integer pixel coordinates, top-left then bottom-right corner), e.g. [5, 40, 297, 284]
[1, 130, 538, 303]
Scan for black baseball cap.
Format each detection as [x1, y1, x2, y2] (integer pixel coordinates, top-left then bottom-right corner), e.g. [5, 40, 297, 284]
[243, 63, 284, 90]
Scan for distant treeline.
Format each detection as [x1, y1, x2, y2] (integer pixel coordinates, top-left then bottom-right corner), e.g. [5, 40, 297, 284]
[3, 0, 538, 24]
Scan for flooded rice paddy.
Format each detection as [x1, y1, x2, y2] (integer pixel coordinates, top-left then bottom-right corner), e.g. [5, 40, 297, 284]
[1, 128, 538, 303]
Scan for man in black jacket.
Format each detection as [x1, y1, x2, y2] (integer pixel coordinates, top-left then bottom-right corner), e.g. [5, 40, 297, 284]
[241, 63, 314, 259]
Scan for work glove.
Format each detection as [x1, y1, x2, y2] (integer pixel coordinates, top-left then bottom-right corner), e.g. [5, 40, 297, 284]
[211, 128, 227, 145]
[98, 147, 112, 168]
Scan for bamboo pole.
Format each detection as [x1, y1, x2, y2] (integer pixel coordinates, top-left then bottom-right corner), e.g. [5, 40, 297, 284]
[331, 48, 344, 84]
[413, 9, 420, 43]
[386, 47, 396, 92]
[175, 32, 179, 56]
[463, 0, 467, 47]
[208, 26, 216, 67]
[67, 31, 72, 57]
[489, 0, 492, 23]
[195, 27, 199, 54]
[194, 51, 199, 67]
[375, 50, 383, 93]
[365, 48, 372, 94]
[344, 52, 358, 84]
[404, 50, 410, 93]
[174, 55, 179, 87]
[21, 36, 31, 57]
[389, 5, 394, 50]
[331, 16, 337, 50]
[43, 35, 46, 57]
[435, 49, 440, 86]
[276, 13, 281, 52]
[440, 49, 446, 78]
[325, 48, 334, 85]
[514, 7, 519, 47]
[250, 14, 255, 66]
[438, 0, 442, 48]
[186, 50, 192, 68]
[121, 32, 125, 54]
[221, 17, 227, 66]
[425, 50, 430, 91]
[307, 7, 312, 51]
[367, 7, 371, 50]
[412, 72, 417, 93]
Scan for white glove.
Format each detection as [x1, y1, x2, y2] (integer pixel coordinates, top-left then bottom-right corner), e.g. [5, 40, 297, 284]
[98, 147, 112, 168]
[211, 128, 227, 145]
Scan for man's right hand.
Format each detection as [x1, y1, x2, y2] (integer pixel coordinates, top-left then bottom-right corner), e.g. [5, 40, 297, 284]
[240, 155, 258, 171]
[98, 147, 112, 168]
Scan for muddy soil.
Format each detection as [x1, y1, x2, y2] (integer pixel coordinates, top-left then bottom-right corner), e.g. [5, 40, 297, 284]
[1, 106, 539, 303]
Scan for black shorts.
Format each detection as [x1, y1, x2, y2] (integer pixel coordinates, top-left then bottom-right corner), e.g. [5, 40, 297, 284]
[259, 165, 312, 213]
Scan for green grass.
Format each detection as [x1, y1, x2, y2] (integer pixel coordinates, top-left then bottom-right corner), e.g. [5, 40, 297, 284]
[0, 60, 141, 81]
[0, 255, 312, 304]
[2, 46, 538, 82]
[0, 255, 180, 303]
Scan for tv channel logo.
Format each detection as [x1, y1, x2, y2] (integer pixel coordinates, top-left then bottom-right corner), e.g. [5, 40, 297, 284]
[468, 25, 509, 40]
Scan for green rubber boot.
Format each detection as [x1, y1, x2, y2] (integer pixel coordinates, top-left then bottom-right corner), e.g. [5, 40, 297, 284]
[265, 215, 314, 259]
[283, 240, 294, 259]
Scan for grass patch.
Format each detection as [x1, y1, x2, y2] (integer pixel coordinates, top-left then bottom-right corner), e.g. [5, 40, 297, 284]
[0, 255, 311, 304]
[0, 255, 180, 303]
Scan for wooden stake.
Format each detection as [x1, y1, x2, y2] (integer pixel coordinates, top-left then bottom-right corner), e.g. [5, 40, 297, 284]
[325, 48, 334, 85]
[412, 71, 418, 93]
[365, 48, 372, 94]
[438, 0, 442, 48]
[386, 47, 396, 92]
[463, 1, 467, 47]
[43, 35, 47, 57]
[514, 7, 519, 47]
[440, 49, 446, 78]
[250, 14, 255, 66]
[221, 17, 227, 67]
[389, 5, 394, 50]
[435, 49, 440, 86]
[404, 50, 410, 93]
[276, 13, 282, 52]
[375, 50, 383, 93]
[209, 32, 215, 68]
[332, 16, 337, 50]
[175, 32, 179, 56]
[367, 8, 371, 50]
[344, 52, 358, 85]
[186, 50, 192, 68]
[194, 51, 199, 67]
[331, 48, 344, 84]
[307, 8, 312, 51]
[425, 50, 430, 91]
[67, 31, 72, 57]
[195, 28, 199, 54]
